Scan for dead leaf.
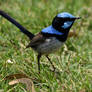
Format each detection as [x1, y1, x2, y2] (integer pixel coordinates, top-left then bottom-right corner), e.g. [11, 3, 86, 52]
[68, 31, 78, 38]
[6, 59, 13, 64]
[4, 73, 29, 80]
[0, 89, 4, 92]
[4, 74, 36, 92]
[9, 78, 35, 92]
[79, 89, 86, 92]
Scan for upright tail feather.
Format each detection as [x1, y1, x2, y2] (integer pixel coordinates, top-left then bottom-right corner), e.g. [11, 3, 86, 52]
[0, 10, 35, 40]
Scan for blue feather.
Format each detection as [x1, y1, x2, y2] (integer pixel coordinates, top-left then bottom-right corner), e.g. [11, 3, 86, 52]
[41, 25, 63, 35]
[57, 12, 75, 29]
[42, 12, 76, 34]
[57, 12, 75, 18]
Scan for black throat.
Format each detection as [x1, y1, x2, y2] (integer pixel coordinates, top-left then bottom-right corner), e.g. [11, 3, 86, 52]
[50, 16, 74, 42]
[41, 29, 69, 42]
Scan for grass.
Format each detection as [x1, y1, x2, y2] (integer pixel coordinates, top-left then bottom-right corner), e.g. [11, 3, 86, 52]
[0, 0, 92, 91]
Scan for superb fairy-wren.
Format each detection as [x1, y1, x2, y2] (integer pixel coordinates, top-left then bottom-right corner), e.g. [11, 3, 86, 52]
[0, 10, 80, 73]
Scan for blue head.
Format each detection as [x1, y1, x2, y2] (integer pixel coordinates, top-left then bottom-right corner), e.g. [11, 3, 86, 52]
[52, 12, 80, 33]
[57, 12, 75, 29]
[42, 12, 80, 36]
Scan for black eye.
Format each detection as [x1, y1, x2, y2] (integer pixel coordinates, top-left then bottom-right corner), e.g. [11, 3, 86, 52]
[52, 16, 65, 31]
[52, 16, 64, 26]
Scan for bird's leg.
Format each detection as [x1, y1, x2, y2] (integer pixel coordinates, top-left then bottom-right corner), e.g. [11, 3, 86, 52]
[37, 54, 41, 73]
[46, 55, 56, 71]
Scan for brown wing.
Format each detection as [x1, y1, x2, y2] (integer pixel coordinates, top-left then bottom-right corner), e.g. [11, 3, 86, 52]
[26, 32, 46, 48]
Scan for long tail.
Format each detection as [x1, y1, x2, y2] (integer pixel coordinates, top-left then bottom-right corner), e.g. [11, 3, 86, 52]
[0, 10, 35, 40]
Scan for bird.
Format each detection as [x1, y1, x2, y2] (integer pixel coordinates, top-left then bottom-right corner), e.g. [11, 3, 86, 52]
[0, 10, 80, 73]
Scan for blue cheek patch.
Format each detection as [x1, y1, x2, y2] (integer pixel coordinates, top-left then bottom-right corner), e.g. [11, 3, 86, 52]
[62, 21, 73, 29]
[41, 25, 63, 35]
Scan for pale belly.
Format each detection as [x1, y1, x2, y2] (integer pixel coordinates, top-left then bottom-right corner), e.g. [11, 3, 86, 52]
[36, 37, 64, 54]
